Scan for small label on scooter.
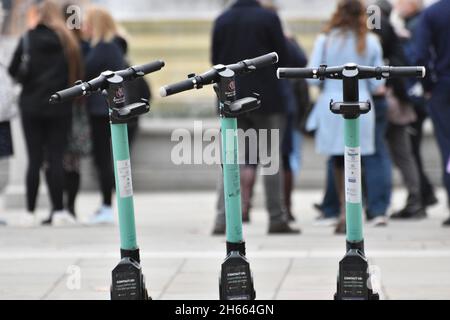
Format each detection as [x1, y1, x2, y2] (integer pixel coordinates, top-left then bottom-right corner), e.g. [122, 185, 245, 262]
[345, 146, 361, 204]
[117, 159, 133, 198]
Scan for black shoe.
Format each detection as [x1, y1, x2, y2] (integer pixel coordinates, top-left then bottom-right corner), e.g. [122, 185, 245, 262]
[41, 217, 53, 226]
[443, 217, 450, 227]
[391, 206, 427, 220]
[286, 211, 296, 222]
[268, 222, 301, 235]
[313, 203, 323, 213]
[423, 193, 439, 207]
[212, 224, 226, 236]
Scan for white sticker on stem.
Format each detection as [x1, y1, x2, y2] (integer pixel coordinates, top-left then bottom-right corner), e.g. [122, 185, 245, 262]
[345, 147, 361, 204]
[117, 159, 133, 198]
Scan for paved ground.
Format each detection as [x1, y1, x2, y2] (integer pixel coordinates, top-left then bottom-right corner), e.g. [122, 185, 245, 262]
[0, 189, 449, 300]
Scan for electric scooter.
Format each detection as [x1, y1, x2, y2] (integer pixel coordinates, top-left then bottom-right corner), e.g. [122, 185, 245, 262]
[160, 52, 279, 300]
[50, 60, 165, 300]
[277, 63, 425, 300]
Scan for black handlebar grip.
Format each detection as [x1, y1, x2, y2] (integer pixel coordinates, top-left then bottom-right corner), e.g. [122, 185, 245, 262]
[388, 66, 426, 78]
[49, 83, 86, 104]
[134, 60, 165, 75]
[277, 68, 316, 79]
[243, 52, 279, 70]
[160, 78, 195, 97]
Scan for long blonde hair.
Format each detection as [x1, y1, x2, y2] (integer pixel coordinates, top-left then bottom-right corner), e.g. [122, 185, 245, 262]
[85, 6, 118, 46]
[36, 0, 82, 84]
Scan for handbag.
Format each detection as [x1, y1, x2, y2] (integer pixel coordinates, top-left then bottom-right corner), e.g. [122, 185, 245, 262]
[386, 87, 417, 126]
[15, 32, 31, 83]
[66, 101, 92, 156]
[0, 121, 13, 158]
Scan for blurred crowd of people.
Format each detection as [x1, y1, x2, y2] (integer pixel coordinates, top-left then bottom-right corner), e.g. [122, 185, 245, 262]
[0, 0, 449, 235]
[211, 0, 450, 235]
[1, 0, 150, 227]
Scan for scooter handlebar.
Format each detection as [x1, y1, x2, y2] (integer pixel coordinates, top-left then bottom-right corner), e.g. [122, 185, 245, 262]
[242, 52, 279, 71]
[383, 66, 426, 78]
[118, 60, 166, 80]
[160, 52, 279, 97]
[277, 65, 426, 80]
[160, 78, 195, 97]
[49, 76, 104, 104]
[50, 60, 165, 104]
[277, 68, 315, 79]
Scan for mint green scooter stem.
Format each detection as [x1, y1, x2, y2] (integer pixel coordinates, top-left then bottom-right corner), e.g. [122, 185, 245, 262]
[221, 117, 243, 244]
[111, 123, 138, 250]
[344, 118, 364, 243]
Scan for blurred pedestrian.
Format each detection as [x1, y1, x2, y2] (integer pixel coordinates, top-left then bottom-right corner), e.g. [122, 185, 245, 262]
[281, 36, 308, 222]
[59, 3, 91, 220]
[113, 35, 152, 148]
[414, 0, 450, 227]
[374, 0, 428, 220]
[238, 0, 308, 224]
[82, 6, 126, 225]
[211, 0, 299, 235]
[395, 0, 438, 208]
[306, 0, 385, 234]
[8, 0, 82, 226]
[0, 35, 17, 227]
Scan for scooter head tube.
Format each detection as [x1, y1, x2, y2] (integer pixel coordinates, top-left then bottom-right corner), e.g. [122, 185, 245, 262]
[222, 94, 261, 117]
[220, 251, 256, 300]
[111, 99, 150, 123]
[111, 257, 150, 300]
[334, 249, 379, 300]
[330, 101, 371, 119]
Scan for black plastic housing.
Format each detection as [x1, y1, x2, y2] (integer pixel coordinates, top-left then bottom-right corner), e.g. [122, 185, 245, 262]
[111, 257, 150, 300]
[334, 248, 379, 300]
[219, 251, 256, 301]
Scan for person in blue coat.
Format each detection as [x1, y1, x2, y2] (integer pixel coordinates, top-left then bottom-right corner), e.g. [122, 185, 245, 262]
[306, 0, 385, 234]
[414, 0, 450, 227]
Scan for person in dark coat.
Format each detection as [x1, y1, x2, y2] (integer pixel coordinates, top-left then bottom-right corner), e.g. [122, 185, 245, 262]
[396, 0, 438, 209]
[211, 0, 299, 235]
[414, 0, 450, 227]
[82, 6, 126, 225]
[8, 0, 82, 227]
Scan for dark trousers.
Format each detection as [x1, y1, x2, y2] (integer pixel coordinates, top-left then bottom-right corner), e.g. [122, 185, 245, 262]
[215, 113, 287, 225]
[21, 115, 70, 212]
[428, 80, 450, 207]
[410, 107, 435, 200]
[89, 115, 114, 207]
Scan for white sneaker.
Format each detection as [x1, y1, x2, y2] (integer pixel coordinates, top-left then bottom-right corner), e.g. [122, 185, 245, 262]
[313, 217, 338, 227]
[368, 216, 388, 227]
[18, 213, 37, 228]
[88, 206, 115, 225]
[52, 210, 78, 227]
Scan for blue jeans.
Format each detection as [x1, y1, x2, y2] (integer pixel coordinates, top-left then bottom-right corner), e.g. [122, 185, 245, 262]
[320, 97, 392, 218]
[428, 80, 450, 206]
[362, 97, 392, 217]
